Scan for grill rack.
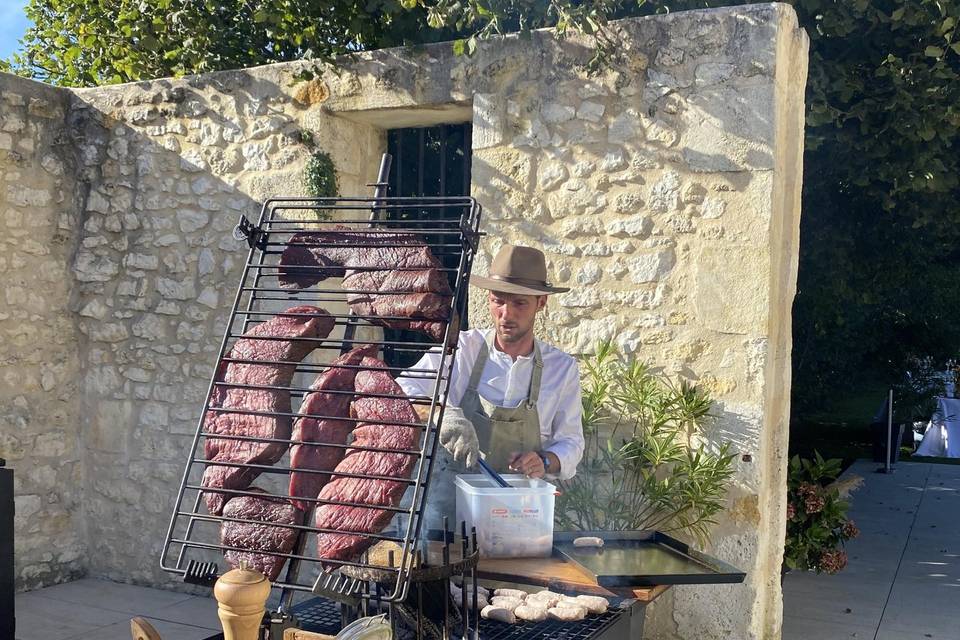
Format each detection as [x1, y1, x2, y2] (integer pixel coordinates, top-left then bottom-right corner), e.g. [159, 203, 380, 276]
[287, 592, 633, 640]
[160, 183, 483, 612]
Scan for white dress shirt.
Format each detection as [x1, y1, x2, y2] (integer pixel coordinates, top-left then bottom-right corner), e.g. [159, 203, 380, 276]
[396, 328, 584, 480]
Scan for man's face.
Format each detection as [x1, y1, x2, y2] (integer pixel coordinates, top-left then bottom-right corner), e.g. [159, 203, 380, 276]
[488, 291, 546, 344]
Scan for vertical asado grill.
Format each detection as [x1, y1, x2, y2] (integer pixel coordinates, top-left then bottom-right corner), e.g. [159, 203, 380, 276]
[157, 159, 677, 640]
[160, 154, 484, 627]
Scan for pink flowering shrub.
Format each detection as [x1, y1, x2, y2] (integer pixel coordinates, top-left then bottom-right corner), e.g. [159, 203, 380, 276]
[784, 452, 859, 575]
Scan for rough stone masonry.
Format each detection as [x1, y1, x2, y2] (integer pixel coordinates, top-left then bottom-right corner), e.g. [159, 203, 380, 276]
[0, 4, 807, 638]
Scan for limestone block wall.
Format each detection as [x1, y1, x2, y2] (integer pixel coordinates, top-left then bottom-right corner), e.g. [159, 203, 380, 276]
[0, 74, 85, 589]
[0, 4, 807, 639]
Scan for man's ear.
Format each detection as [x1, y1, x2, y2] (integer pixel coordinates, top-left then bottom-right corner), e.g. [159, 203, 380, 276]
[538, 296, 547, 311]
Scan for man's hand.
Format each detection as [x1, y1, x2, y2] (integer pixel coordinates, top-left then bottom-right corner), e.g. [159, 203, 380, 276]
[439, 405, 480, 468]
[508, 451, 546, 478]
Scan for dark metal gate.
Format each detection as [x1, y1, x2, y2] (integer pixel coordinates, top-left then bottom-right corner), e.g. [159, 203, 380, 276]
[384, 123, 473, 367]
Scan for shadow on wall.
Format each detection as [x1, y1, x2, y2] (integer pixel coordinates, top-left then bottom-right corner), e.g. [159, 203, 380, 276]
[64, 68, 386, 589]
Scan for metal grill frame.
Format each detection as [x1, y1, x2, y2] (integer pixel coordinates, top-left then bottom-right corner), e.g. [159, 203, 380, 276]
[160, 192, 483, 609]
[285, 594, 639, 640]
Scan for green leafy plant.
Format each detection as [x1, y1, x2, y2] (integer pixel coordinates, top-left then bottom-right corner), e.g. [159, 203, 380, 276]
[556, 340, 737, 545]
[303, 150, 339, 200]
[784, 452, 859, 574]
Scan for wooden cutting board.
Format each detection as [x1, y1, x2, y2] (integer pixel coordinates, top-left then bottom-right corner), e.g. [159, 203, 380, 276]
[476, 554, 669, 602]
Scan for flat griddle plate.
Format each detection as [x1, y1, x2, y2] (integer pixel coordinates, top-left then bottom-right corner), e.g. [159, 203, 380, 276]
[553, 531, 746, 587]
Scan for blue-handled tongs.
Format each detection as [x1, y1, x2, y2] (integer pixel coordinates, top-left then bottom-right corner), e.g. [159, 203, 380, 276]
[477, 456, 512, 488]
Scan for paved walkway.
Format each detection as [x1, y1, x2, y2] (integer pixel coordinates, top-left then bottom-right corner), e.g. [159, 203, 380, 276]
[14, 579, 221, 640]
[782, 459, 960, 640]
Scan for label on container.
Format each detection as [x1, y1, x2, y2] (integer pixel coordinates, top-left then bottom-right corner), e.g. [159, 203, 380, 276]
[490, 507, 540, 519]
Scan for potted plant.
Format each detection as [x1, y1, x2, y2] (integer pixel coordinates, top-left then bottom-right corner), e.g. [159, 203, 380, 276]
[555, 340, 737, 545]
[783, 452, 859, 576]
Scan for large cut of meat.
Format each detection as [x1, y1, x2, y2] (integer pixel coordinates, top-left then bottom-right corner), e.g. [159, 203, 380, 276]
[342, 268, 452, 296]
[221, 488, 304, 581]
[277, 228, 454, 341]
[202, 306, 334, 515]
[346, 292, 450, 323]
[288, 344, 378, 512]
[277, 228, 435, 287]
[314, 356, 420, 564]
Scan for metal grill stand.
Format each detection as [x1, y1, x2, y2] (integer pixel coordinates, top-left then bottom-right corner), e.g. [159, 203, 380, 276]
[161, 153, 483, 639]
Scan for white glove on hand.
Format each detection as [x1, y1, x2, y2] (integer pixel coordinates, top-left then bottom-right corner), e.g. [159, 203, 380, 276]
[439, 405, 480, 469]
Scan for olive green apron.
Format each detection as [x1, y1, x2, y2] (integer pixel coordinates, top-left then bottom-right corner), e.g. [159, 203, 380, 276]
[423, 332, 544, 533]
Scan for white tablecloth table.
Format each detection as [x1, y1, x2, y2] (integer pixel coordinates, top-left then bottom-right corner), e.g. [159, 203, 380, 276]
[916, 397, 960, 458]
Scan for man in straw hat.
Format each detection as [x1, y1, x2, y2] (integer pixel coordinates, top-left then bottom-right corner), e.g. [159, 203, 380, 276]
[398, 244, 585, 529]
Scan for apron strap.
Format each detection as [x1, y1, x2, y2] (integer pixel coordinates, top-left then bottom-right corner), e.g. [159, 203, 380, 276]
[526, 342, 544, 408]
[465, 333, 492, 393]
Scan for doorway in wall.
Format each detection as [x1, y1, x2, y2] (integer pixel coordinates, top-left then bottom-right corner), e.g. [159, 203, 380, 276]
[383, 123, 473, 368]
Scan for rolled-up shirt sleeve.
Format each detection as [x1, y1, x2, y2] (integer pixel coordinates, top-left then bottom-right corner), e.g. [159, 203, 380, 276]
[543, 361, 584, 481]
[396, 332, 470, 407]
[396, 349, 445, 401]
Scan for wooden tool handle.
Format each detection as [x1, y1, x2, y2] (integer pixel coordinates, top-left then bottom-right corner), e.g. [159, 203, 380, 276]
[214, 568, 272, 640]
[130, 617, 162, 640]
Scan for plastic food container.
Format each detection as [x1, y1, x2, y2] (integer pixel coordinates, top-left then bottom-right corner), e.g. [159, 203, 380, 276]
[455, 474, 557, 558]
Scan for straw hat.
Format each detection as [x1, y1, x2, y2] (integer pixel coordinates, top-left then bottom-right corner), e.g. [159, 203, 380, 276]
[470, 244, 569, 295]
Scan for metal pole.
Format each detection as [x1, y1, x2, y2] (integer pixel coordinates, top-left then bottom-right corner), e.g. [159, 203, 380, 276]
[372, 153, 393, 205]
[886, 389, 894, 473]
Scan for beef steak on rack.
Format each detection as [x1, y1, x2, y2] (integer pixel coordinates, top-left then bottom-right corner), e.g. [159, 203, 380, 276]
[277, 228, 436, 287]
[342, 268, 452, 296]
[314, 356, 420, 564]
[277, 228, 453, 341]
[288, 343, 378, 512]
[202, 305, 334, 515]
[221, 488, 304, 581]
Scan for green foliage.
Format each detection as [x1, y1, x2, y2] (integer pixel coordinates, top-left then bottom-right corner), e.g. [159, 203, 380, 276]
[556, 340, 737, 545]
[784, 452, 859, 574]
[892, 356, 945, 422]
[303, 150, 339, 200]
[783, 1, 960, 412]
[0, 0, 453, 86]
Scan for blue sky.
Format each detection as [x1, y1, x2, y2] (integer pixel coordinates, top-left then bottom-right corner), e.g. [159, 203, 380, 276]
[0, 1, 31, 61]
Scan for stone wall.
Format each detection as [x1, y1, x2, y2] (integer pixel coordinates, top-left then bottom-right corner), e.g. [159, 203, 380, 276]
[0, 4, 807, 638]
[0, 74, 85, 589]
